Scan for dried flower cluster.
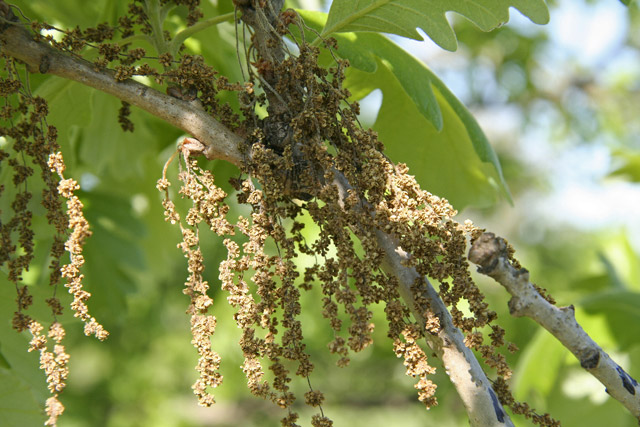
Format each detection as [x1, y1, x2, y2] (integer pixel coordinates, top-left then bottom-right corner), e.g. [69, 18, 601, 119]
[156, 7, 559, 426]
[158, 155, 229, 406]
[48, 153, 109, 341]
[0, 53, 106, 426]
[27, 320, 69, 426]
[29, 0, 210, 97]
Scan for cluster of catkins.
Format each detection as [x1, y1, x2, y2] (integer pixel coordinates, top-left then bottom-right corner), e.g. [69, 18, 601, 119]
[157, 11, 555, 425]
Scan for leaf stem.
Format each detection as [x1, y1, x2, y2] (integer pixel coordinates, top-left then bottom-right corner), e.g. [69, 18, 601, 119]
[144, 0, 171, 57]
[118, 34, 150, 46]
[169, 12, 235, 55]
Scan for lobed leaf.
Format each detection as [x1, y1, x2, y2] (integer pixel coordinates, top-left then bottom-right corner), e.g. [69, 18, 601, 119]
[323, 0, 550, 51]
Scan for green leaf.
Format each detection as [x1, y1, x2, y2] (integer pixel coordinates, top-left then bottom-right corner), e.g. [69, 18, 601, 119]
[300, 11, 510, 208]
[570, 273, 611, 293]
[512, 328, 566, 400]
[581, 290, 640, 350]
[609, 149, 640, 182]
[348, 63, 507, 208]
[330, 31, 443, 130]
[77, 90, 179, 181]
[0, 349, 10, 370]
[620, 0, 631, 6]
[82, 190, 147, 240]
[0, 368, 46, 427]
[0, 283, 50, 421]
[35, 77, 95, 170]
[323, 0, 550, 51]
[597, 253, 626, 290]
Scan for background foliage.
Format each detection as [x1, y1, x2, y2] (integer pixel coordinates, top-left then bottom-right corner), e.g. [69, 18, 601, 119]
[1, 0, 639, 426]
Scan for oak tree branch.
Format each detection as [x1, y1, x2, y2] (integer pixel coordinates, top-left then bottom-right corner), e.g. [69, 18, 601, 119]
[331, 173, 514, 426]
[469, 232, 640, 420]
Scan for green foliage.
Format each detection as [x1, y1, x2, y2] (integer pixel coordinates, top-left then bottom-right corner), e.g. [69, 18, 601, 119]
[582, 290, 640, 350]
[512, 328, 566, 401]
[610, 149, 640, 182]
[0, 368, 45, 427]
[345, 63, 507, 208]
[323, 0, 550, 51]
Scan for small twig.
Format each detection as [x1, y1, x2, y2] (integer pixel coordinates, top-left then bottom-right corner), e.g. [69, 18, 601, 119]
[469, 232, 640, 420]
[331, 173, 514, 427]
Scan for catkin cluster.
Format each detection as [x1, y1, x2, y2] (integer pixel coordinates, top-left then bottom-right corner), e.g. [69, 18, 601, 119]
[0, 54, 107, 426]
[159, 7, 559, 426]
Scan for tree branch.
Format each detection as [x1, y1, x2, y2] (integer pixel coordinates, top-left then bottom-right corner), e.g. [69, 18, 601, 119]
[0, 20, 245, 165]
[3, 2, 637, 425]
[469, 232, 640, 420]
[229, 5, 513, 421]
[378, 230, 513, 426]
[0, 6, 517, 426]
[332, 174, 513, 426]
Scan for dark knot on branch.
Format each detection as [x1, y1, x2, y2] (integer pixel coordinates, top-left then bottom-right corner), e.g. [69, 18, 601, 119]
[468, 232, 508, 274]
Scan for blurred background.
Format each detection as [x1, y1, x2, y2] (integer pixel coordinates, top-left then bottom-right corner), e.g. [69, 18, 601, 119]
[1, 0, 639, 426]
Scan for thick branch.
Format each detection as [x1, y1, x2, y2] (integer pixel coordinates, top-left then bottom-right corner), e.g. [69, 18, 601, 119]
[378, 232, 513, 427]
[470, 232, 640, 420]
[332, 174, 513, 427]
[0, 21, 244, 165]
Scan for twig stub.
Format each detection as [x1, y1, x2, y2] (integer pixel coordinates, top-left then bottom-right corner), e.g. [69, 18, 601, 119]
[469, 232, 506, 274]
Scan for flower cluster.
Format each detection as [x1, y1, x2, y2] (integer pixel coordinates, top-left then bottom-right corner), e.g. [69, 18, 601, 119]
[0, 55, 107, 427]
[28, 321, 69, 426]
[48, 154, 109, 341]
[159, 157, 228, 406]
[158, 7, 560, 426]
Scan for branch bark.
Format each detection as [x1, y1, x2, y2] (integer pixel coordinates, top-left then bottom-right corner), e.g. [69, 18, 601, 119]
[0, 20, 244, 165]
[469, 232, 640, 420]
[332, 173, 514, 426]
[377, 230, 513, 426]
[239, 0, 516, 423]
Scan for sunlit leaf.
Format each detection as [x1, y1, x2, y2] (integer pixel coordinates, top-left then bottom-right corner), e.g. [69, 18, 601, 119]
[323, 0, 550, 51]
[609, 149, 640, 183]
[348, 63, 506, 208]
[512, 328, 566, 400]
[581, 290, 640, 350]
